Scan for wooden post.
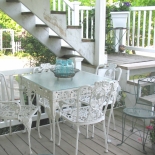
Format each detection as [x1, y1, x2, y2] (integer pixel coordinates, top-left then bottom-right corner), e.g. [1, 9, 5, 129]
[72, 1, 81, 26]
[95, 0, 107, 65]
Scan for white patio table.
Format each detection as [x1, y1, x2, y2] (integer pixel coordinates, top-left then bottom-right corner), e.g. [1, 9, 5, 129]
[19, 71, 111, 155]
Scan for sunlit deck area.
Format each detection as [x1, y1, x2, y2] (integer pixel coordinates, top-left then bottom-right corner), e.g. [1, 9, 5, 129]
[0, 108, 154, 155]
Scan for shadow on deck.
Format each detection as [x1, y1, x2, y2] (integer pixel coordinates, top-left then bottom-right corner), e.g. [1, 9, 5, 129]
[0, 108, 154, 155]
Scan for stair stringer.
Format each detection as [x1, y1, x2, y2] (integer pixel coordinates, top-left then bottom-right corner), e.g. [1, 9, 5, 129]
[0, 0, 65, 56]
[19, 0, 95, 64]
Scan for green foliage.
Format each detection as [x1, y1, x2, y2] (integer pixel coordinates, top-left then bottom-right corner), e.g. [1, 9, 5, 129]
[14, 51, 30, 58]
[78, 0, 95, 6]
[132, 0, 155, 6]
[110, 1, 131, 12]
[2, 31, 11, 48]
[21, 33, 56, 66]
[0, 11, 22, 32]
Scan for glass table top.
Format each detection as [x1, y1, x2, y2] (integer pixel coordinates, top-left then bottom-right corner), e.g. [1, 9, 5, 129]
[123, 108, 155, 119]
[22, 71, 112, 92]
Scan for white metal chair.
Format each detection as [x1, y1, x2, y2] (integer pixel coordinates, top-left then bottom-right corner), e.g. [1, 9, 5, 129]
[57, 80, 115, 155]
[95, 63, 122, 142]
[0, 72, 40, 154]
[33, 63, 61, 145]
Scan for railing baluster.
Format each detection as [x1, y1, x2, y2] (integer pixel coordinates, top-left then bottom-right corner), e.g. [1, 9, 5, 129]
[86, 10, 88, 39]
[137, 10, 141, 47]
[127, 11, 130, 46]
[91, 17, 94, 39]
[142, 11, 146, 47]
[53, 0, 56, 11]
[58, 0, 61, 11]
[68, 7, 71, 25]
[147, 10, 152, 47]
[63, 1, 66, 11]
[80, 10, 84, 38]
[132, 11, 136, 46]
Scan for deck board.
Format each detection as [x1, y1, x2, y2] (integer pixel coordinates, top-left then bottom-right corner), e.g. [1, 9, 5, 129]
[0, 108, 154, 155]
[108, 53, 155, 65]
[6, 133, 34, 155]
[54, 122, 111, 155]
[0, 134, 22, 155]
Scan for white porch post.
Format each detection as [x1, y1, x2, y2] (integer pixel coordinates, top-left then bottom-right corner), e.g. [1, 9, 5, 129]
[70, 57, 84, 70]
[72, 1, 81, 26]
[95, 0, 107, 65]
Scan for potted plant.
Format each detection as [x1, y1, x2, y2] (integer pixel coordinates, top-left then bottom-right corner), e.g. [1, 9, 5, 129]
[108, 1, 131, 52]
[146, 120, 155, 153]
[110, 1, 131, 28]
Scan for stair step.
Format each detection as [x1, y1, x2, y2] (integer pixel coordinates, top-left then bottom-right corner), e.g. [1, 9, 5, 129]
[51, 11, 66, 14]
[21, 12, 33, 15]
[35, 24, 48, 27]
[119, 61, 155, 70]
[67, 26, 81, 29]
[139, 94, 155, 105]
[61, 46, 74, 50]
[6, 0, 19, 2]
[82, 39, 95, 42]
[49, 35, 61, 39]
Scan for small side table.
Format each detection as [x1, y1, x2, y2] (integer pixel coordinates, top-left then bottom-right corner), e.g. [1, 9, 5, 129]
[118, 107, 155, 154]
[112, 27, 128, 52]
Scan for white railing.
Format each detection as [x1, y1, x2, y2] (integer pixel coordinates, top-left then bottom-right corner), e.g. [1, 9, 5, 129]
[50, 1, 155, 52]
[50, 0, 94, 39]
[79, 6, 94, 39]
[0, 68, 48, 129]
[127, 6, 155, 53]
[14, 41, 22, 53]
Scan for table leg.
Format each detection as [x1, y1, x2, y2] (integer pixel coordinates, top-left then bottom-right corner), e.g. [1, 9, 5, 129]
[53, 117, 55, 155]
[142, 119, 147, 154]
[130, 117, 137, 132]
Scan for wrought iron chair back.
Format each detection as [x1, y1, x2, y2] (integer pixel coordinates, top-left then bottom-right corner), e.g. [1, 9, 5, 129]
[0, 72, 40, 154]
[95, 63, 122, 142]
[58, 80, 116, 155]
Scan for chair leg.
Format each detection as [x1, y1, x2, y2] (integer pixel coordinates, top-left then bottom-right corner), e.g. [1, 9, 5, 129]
[107, 105, 116, 143]
[9, 120, 12, 135]
[86, 125, 89, 138]
[37, 109, 42, 138]
[56, 119, 61, 146]
[23, 118, 33, 154]
[55, 110, 62, 145]
[107, 107, 112, 143]
[75, 125, 79, 155]
[46, 108, 53, 141]
[92, 124, 94, 138]
[22, 127, 27, 133]
[111, 110, 116, 130]
[103, 120, 108, 153]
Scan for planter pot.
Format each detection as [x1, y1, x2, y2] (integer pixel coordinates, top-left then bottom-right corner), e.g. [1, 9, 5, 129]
[110, 11, 129, 28]
[110, 11, 130, 52]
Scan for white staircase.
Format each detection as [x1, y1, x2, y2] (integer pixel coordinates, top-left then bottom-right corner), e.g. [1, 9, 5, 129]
[0, 0, 95, 64]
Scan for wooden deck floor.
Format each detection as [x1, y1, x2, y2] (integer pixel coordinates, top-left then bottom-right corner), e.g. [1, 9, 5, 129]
[0, 108, 154, 155]
[108, 53, 155, 65]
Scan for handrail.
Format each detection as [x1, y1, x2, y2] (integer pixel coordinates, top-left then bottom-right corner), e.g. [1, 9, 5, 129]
[130, 6, 155, 11]
[63, 0, 74, 10]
